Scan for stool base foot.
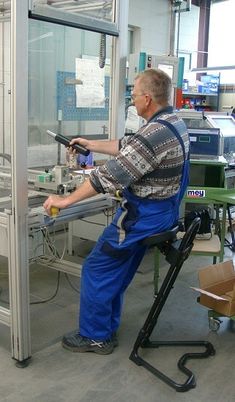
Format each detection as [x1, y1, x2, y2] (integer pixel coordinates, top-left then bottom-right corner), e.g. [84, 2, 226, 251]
[129, 340, 215, 392]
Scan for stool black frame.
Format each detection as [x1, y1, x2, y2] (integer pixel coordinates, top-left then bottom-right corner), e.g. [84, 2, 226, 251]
[129, 217, 215, 392]
[224, 205, 235, 252]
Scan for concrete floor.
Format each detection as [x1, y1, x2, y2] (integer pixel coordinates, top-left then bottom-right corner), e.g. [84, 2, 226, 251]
[1, 235, 235, 402]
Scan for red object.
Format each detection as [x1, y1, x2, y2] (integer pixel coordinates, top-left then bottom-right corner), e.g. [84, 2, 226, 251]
[175, 88, 183, 109]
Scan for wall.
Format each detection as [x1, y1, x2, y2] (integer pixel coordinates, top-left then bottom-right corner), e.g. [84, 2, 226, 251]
[128, 0, 171, 55]
[128, 1, 200, 63]
[219, 88, 235, 112]
[176, 4, 200, 71]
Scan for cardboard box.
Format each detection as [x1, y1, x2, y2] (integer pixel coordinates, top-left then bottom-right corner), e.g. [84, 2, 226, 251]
[191, 260, 235, 317]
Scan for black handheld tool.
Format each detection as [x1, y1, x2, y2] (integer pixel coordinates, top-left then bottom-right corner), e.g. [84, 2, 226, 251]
[46, 130, 90, 156]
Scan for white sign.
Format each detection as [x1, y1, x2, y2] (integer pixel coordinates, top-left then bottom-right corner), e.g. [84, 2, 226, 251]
[75, 58, 105, 108]
[187, 189, 206, 198]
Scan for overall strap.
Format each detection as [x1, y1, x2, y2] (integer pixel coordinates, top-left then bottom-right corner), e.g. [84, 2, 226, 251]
[157, 118, 189, 203]
[157, 119, 188, 162]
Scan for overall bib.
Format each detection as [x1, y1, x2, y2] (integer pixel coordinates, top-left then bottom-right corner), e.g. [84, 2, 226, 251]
[79, 120, 189, 341]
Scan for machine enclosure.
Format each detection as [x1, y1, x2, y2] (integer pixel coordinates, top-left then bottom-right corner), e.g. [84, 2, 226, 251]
[188, 128, 221, 158]
[178, 111, 235, 159]
[188, 127, 235, 159]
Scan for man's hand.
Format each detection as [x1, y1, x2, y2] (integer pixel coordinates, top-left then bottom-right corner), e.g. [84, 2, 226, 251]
[43, 178, 98, 216]
[43, 195, 68, 216]
[68, 137, 119, 156]
[69, 137, 91, 154]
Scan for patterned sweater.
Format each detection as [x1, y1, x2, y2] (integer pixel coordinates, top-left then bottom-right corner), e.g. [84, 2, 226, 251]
[89, 106, 189, 200]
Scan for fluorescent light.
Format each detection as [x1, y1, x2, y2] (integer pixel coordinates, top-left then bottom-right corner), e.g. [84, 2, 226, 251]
[28, 32, 53, 43]
[191, 65, 235, 73]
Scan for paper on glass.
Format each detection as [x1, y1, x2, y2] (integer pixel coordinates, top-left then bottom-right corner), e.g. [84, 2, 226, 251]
[75, 58, 105, 108]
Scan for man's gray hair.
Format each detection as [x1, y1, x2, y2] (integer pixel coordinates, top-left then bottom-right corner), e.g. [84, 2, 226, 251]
[135, 69, 172, 103]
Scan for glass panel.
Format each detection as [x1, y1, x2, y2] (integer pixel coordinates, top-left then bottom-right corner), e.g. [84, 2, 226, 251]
[182, 118, 211, 130]
[0, 2, 12, 211]
[28, 19, 112, 169]
[208, 117, 235, 138]
[0, 0, 11, 311]
[31, 0, 115, 23]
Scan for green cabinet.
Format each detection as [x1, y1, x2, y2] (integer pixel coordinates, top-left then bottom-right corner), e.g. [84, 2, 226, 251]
[183, 159, 228, 262]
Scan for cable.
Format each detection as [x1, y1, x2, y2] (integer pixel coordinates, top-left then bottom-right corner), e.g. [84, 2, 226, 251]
[103, 207, 116, 218]
[64, 273, 80, 294]
[99, 33, 106, 68]
[30, 225, 82, 300]
[30, 271, 61, 305]
[1, 224, 81, 305]
[29, 226, 64, 304]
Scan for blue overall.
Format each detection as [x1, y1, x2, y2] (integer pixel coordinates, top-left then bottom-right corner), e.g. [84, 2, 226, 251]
[79, 120, 189, 341]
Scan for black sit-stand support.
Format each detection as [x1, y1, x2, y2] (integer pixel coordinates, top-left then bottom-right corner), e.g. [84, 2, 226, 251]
[129, 218, 215, 392]
[224, 205, 235, 252]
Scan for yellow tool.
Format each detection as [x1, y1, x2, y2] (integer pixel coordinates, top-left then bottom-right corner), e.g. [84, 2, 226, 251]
[50, 206, 60, 218]
[115, 190, 123, 200]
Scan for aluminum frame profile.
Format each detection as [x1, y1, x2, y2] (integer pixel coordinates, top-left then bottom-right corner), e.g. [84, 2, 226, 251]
[45, 0, 113, 18]
[29, 0, 119, 36]
[109, 0, 128, 140]
[0, 213, 11, 326]
[0, 0, 31, 365]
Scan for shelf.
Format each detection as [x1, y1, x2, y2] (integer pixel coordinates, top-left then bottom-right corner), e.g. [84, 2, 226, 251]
[192, 234, 221, 253]
[177, 232, 221, 254]
[182, 92, 218, 97]
[181, 91, 219, 111]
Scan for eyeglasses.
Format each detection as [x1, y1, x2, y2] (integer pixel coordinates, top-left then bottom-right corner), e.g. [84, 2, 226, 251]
[131, 93, 146, 101]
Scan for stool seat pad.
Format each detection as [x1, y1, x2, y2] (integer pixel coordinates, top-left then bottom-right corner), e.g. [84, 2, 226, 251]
[141, 225, 179, 247]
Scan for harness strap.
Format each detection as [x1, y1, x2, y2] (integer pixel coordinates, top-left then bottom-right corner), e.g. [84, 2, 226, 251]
[156, 118, 189, 203]
[157, 119, 188, 162]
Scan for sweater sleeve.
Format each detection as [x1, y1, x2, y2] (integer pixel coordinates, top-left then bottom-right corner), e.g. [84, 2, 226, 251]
[89, 125, 166, 195]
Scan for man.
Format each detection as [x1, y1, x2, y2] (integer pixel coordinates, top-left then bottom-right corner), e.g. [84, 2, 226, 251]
[43, 69, 190, 355]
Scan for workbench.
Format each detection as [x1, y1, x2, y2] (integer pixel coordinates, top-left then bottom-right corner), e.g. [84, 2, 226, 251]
[0, 193, 113, 365]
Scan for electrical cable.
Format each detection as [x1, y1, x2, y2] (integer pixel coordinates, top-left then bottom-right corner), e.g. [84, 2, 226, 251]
[99, 33, 106, 68]
[64, 273, 80, 294]
[30, 271, 61, 305]
[1, 224, 82, 306]
[29, 227, 63, 305]
[29, 224, 82, 302]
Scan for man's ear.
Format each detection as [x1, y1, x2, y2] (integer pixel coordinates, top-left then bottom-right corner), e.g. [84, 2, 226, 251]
[145, 94, 152, 107]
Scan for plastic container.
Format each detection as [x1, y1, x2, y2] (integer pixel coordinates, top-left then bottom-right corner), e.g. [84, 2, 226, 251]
[182, 79, 189, 92]
[77, 152, 93, 167]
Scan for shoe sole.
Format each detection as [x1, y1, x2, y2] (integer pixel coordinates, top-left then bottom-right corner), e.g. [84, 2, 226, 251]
[62, 342, 114, 355]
